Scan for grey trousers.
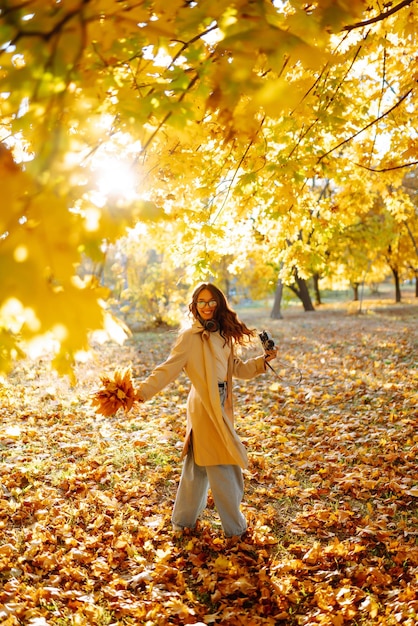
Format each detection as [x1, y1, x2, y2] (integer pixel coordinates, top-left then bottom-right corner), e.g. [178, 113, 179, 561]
[171, 387, 247, 537]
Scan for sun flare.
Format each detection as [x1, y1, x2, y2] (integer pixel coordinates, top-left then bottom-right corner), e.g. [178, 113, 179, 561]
[95, 158, 137, 202]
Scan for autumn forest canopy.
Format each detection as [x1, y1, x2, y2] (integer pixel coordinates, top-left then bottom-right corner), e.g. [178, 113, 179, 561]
[0, 0, 418, 371]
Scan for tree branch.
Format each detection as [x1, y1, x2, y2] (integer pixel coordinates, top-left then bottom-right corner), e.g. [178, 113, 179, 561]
[134, 71, 201, 161]
[368, 44, 387, 166]
[210, 116, 265, 224]
[343, 0, 415, 31]
[317, 88, 414, 163]
[354, 159, 418, 172]
[288, 42, 363, 161]
[170, 24, 219, 69]
[404, 220, 418, 257]
[2, 2, 91, 48]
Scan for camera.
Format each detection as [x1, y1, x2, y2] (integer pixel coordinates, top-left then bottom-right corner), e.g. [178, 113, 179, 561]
[258, 330, 275, 352]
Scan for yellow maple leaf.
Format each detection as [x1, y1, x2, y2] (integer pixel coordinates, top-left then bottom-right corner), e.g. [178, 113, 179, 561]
[213, 555, 231, 571]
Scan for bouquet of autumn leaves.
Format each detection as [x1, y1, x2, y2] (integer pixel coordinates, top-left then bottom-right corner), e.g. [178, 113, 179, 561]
[91, 367, 140, 416]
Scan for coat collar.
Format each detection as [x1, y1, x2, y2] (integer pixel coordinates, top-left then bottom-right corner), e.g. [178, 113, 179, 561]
[190, 318, 211, 340]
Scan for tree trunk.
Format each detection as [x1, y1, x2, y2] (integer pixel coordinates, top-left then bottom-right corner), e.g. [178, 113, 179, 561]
[391, 267, 402, 302]
[270, 278, 283, 319]
[313, 274, 321, 305]
[415, 274, 418, 298]
[352, 283, 359, 301]
[288, 272, 315, 311]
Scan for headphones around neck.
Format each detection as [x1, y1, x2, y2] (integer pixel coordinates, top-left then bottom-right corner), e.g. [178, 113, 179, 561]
[199, 317, 219, 332]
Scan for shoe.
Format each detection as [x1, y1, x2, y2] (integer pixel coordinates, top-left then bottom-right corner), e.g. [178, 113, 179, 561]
[172, 524, 184, 532]
[225, 530, 249, 546]
[172, 521, 198, 534]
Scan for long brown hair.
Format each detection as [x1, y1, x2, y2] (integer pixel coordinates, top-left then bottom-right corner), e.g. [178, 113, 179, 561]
[189, 283, 255, 345]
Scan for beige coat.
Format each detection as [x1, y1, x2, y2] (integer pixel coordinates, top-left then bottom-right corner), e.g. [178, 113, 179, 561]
[136, 321, 266, 468]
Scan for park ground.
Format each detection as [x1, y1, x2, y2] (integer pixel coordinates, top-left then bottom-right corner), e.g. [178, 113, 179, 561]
[0, 290, 417, 625]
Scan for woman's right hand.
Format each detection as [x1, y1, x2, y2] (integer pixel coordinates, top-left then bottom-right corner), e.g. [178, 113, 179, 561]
[264, 348, 278, 362]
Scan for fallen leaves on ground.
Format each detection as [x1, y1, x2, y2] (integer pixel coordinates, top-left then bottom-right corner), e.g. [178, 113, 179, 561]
[0, 302, 417, 625]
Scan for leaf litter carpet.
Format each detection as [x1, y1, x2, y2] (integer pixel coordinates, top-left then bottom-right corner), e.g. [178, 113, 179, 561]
[0, 302, 417, 625]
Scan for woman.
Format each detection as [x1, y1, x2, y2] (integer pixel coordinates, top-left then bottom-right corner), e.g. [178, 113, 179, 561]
[135, 283, 277, 539]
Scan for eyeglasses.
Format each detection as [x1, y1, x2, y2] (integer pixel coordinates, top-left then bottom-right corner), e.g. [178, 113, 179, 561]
[196, 299, 217, 309]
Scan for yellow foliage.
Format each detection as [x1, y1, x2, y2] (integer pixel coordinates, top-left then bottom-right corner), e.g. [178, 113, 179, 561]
[1, 0, 417, 378]
[0, 145, 35, 233]
[254, 78, 304, 116]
